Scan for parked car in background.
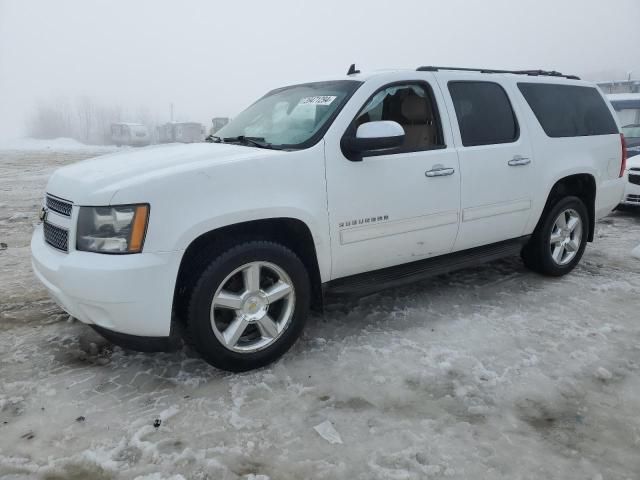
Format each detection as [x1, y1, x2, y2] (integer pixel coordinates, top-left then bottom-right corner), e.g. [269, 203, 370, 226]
[157, 122, 203, 143]
[620, 152, 640, 208]
[621, 124, 640, 158]
[110, 123, 151, 147]
[607, 93, 640, 125]
[33, 66, 626, 371]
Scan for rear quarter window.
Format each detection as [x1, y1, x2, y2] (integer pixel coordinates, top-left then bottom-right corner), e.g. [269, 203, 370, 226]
[518, 83, 618, 137]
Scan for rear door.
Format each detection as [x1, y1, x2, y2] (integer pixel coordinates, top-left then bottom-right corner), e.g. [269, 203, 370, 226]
[437, 74, 537, 251]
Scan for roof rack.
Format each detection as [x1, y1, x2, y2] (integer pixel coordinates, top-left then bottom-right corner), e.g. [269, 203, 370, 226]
[416, 66, 580, 80]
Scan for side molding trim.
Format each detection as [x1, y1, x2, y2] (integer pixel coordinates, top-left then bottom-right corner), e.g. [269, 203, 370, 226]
[339, 211, 459, 245]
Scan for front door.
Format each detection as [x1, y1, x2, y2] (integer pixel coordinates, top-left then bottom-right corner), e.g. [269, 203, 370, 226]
[324, 79, 461, 279]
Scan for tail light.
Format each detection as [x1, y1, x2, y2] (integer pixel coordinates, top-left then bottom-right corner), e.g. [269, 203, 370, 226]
[620, 133, 627, 178]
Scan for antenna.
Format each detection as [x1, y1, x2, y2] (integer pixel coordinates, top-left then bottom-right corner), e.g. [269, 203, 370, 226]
[347, 64, 360, 75]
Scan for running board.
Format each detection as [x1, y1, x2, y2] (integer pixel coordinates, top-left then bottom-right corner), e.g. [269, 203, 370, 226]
[324, 236, 530, 298]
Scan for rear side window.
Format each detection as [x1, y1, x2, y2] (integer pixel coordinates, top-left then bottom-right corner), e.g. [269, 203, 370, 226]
[448, 81, 519, 147]
[518, 83, 618, 137]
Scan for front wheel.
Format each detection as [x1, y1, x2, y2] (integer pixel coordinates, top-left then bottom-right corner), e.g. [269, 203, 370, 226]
[522, 196, 589, 276]
[186, 241, 310, 372]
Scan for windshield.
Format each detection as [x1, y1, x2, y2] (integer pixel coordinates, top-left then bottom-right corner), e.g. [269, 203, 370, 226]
[214, 80, 361, 149]
[622, 124, 640, 139]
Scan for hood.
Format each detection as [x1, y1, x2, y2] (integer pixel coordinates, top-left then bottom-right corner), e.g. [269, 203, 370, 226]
[46, 143, 274, 205]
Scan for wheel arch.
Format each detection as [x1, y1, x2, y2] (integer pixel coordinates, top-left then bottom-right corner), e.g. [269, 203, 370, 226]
[172, 217, 324, 325]
[539, 173, 597, 241]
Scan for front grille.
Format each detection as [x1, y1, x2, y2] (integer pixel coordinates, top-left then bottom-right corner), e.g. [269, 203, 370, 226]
[629, 174, 640, 186]
[46, 194, 73, 217]
[44, 221, 69, 252]
[626, 194, 640, 205]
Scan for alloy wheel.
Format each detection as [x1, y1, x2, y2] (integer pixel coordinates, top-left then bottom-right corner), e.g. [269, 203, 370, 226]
[210, 261, 296, 353]
[549, 208, 583, 266]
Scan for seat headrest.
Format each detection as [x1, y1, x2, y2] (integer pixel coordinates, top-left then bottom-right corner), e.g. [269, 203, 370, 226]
[401, 95, 431, 123]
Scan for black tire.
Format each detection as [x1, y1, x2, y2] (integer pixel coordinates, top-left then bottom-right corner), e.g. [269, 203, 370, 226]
[521, 196, 589, 276]
[186, 241, 310, 372]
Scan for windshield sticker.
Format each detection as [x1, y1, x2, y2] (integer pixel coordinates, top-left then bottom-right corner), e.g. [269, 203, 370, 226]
[299, 95, 337, 106]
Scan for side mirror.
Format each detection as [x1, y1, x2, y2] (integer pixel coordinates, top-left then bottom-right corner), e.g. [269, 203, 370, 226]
[342, 121, 405, 159]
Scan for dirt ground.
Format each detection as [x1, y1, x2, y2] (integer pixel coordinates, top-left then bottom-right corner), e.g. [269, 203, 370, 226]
[1, 147, 640, 480]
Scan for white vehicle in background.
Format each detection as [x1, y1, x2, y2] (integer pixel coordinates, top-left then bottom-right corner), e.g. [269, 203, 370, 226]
[621, 124, 640, 158]
[33, 66, 626, 372]
[110, 123, 150, 147]
[620, 152, 640, 207]
[606, 94, 640, 207]
[157, 122, 204, 144]
[607, 93, 640, 126]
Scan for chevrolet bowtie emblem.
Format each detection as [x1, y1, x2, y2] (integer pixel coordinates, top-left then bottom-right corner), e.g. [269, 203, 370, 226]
[39, 207, 48, 223]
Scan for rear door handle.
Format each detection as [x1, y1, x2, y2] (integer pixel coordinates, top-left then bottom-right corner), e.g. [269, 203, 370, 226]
[508, 156, 531, 166]
[425, 167, 455, 177]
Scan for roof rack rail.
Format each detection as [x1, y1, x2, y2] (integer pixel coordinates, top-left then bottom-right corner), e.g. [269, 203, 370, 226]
[416, 66, 580, 80]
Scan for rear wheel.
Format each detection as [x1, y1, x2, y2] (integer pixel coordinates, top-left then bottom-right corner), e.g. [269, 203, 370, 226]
[186, 241, 310, 372]
[522, 196, 589, 276]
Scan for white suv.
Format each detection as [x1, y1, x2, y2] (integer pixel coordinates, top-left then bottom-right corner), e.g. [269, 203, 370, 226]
[31, 66, 626, 371]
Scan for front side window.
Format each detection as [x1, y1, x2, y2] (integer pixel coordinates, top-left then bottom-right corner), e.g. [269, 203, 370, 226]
[352, 83, 444, 152]
[448, 81, 519, 147]
[215, 80, 361, 149]
[518, 83, 618, 138]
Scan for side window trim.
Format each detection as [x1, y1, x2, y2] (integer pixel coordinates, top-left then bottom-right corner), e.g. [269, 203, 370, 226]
[447, 80, 520, 147]
[341, 80, 447, 161]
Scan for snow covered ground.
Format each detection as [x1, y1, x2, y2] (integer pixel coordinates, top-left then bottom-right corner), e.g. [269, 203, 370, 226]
[0, 137, 120, 153]
[1, 147, 639, 480]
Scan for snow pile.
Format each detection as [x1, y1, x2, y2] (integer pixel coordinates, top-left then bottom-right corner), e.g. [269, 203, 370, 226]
[0, 137, 118, 152]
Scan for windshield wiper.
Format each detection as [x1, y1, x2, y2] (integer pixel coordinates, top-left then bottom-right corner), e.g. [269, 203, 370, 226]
[205, 134, 221, 143]
[221, 136, 276, 149]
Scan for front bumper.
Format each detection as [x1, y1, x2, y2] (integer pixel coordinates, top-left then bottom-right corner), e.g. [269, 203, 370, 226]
[31, 224, 183, 337]
[620, 173, 640, 206]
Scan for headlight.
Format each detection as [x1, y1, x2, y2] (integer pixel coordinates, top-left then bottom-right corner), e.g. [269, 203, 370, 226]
[77, 204, 149, 254]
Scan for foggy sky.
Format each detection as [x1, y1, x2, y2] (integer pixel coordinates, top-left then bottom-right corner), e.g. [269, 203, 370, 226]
[1, 0, 639, 140]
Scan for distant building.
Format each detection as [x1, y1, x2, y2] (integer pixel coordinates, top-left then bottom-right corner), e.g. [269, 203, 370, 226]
[157, 122, 204, 143]
[597, 80, 640, 94]
[210, 117, 230, 135]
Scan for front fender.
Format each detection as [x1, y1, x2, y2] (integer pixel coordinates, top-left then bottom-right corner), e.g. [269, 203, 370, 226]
[110, 143, 331, 281]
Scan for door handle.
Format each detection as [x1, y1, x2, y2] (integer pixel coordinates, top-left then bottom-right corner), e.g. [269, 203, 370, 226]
[508, 156, 531, 166]
[425, 167, 455, 177]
